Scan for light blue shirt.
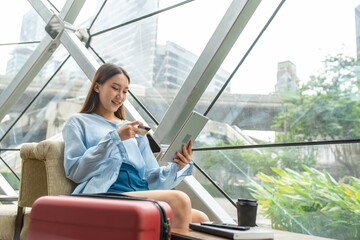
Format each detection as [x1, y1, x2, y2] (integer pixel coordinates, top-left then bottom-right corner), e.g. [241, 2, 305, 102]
[62, 113, 193, 194]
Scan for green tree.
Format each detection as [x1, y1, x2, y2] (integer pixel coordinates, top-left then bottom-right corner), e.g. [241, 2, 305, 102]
[272, 53, 360, 177]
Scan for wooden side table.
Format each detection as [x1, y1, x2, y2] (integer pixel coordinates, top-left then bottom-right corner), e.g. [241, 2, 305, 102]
[172, 228, 228, 240]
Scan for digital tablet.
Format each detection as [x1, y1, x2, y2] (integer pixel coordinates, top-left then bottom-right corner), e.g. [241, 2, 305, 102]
[159, 111, 208, 162]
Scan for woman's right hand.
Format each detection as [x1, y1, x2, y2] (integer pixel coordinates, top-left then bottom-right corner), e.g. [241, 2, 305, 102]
[117, 120, 142, 140]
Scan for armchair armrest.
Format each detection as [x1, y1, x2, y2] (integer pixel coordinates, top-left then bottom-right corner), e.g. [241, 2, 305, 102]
[32, 140, 75, 196]
[0, 195, 18, 203]
[18, 140, 75, 209]
[18, 143, 47, 208]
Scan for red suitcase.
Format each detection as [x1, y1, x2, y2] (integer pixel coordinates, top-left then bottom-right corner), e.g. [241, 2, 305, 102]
[27, 193, 172, 240]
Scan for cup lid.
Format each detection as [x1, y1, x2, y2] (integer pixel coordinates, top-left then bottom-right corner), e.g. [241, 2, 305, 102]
[237, 198, 258, 206]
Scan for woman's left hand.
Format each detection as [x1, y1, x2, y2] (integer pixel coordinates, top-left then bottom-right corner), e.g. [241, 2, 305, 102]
[173, 140, 193, 170]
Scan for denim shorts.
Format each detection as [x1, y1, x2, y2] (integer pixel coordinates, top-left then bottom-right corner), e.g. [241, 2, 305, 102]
[107, 163, 149, 193]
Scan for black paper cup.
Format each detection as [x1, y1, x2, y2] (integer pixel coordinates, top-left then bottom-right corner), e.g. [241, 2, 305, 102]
[236, 198, 258, 227]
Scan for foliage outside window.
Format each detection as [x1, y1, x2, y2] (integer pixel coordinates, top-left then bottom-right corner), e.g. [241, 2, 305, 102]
[273, 53, 360, 177]
[249, 53, 360, 239]
[198, 53, 360, 239]
[250, 166, 360, 240]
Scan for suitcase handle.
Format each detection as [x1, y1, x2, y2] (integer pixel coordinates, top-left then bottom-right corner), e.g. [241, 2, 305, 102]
[71, 192, 147, 200]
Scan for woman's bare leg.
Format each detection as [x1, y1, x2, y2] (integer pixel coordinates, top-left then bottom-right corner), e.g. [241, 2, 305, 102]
[124, 190, 209, 229]
[124, 190, 192, 229]
[191, 208, 210, 223]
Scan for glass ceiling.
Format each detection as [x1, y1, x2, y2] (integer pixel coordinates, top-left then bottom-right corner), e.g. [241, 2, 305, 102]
[1, 0, 360, 239]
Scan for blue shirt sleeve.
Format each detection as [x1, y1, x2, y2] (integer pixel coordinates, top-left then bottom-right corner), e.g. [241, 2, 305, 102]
[62, 117, 125, 183]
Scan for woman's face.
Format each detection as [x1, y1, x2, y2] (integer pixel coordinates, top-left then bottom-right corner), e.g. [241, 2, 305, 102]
[94, 73, 129, 115]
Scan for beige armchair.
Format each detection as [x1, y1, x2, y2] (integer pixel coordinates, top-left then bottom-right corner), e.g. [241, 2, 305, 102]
[0, 140, 75, 240]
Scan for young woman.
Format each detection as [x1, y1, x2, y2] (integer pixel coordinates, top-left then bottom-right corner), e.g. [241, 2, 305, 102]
[62, 63, 209, 229]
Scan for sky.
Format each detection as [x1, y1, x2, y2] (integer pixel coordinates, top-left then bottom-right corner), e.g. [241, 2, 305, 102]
[1, 0, 360, 95]
[0, 1, 29, 73]
[0, 0, 95, 74]
[158, 0, 360, 94]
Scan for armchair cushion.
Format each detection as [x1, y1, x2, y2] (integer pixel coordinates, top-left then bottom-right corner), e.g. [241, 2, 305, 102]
[18, 140, 75, 208]
[0, 139, 75, 240]
[0, 205, 17, 240]
[0, 205, 31, 240]
[33, 140, 75, 196]
[18, 142, 47, 208]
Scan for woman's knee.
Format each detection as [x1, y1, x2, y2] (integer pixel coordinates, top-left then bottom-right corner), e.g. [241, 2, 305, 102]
[170, 190, 192, 209]
[192, 209, 210, 223]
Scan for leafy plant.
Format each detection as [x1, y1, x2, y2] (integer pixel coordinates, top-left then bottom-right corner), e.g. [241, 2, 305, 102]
[250, 166, 360, 239]
[272, 53, 360, 177]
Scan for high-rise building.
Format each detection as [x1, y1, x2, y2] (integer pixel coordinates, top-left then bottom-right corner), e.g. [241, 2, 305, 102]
[154, 41, 230, 92]
[275, 61, 299, 94]
[89, 0, 159, 87]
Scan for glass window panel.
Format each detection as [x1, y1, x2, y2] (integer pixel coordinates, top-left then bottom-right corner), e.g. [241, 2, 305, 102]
[0, 1, 33, 44]
[0, 150, 20, 191]
[127, 92, 163, 129]
[204, 0, 360, 146]
[43, 0, 65, 15]
[157, 0, 231, 55]
[227, 0, 359, 95]
[0, 44, 69, 143]
[0, 55, 89, 149]
[194, 1, 282, 139]
[74, 0, 106, 29]
[89, 0, 160, 34]
[220, 0, 283, 78]
[0, 43, 40, 78]
[89, 0, 190, 33]
[0, 4, 43, 77]
[193, 142, 360, 239]
[90, 0, 230, 123]
[159, 0, 190, 9]
[91, 16, 158, 87]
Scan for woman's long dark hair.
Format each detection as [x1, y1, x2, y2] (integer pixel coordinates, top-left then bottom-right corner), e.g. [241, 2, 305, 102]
[80, 63, 130, 120]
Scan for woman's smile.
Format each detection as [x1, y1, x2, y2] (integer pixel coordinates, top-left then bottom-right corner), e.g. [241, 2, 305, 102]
[112, 100, 122, 108]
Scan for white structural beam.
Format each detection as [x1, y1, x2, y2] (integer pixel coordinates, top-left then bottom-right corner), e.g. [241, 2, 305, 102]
[177, 176, 236, 223]
[27, 0, 53, 23]
[60, 30, 99, 79]
[0, 35, 60, 122]
[153, 0, 261, 221]
[59, 0, 86, 23]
